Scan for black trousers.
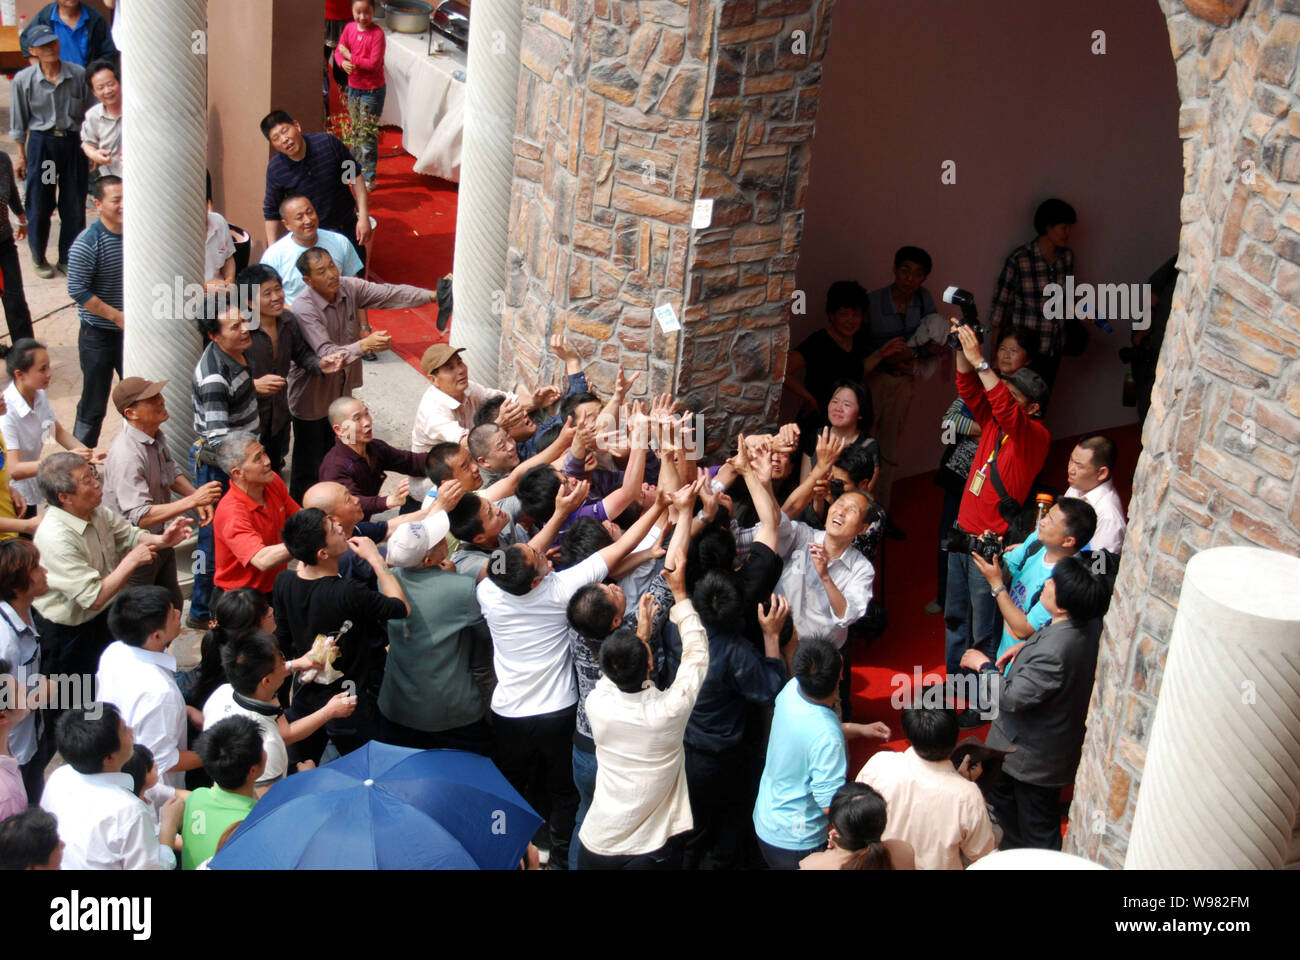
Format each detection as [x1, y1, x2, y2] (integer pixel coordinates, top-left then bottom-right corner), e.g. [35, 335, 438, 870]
[0, 237, 34, 343]
[987, 772, 1063, 851]
[682, 744, 753, 870]
[24, 130, 88, 265]
[577, 833, 685, 870]
[32, 608, 112, 690]
[492, 704, 578, 870]
[285, 685, 380, 768]
[74, 324, 123, 447]
[289, 415, 335, 504]
[261, 422, 290, 477]
[377, 712, 493, 757]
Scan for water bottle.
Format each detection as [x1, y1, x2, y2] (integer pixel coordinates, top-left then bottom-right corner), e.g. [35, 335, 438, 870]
[1035, 492, 1054, 527]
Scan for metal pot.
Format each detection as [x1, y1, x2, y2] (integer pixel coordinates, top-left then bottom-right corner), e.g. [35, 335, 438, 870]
[384, 0, 434, 33]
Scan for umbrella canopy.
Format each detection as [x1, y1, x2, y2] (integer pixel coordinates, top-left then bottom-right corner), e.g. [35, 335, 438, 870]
[210, 742, 541, 870]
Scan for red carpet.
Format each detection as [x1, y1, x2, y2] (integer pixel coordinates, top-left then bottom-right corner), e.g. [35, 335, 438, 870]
[845, 421, 1141, 801]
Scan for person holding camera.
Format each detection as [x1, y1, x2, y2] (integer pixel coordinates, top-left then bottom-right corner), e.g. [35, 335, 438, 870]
[943, 322, 1050, 691]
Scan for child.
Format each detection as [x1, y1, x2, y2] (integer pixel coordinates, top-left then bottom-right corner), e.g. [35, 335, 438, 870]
[0, 807, 63, 870]
[0, 660, 29, 821]
[335, 0, 386, 189]
[120, 743, 188, 852]
[182, 715, 265, 870]
[1, 338, 102, 518]
[202, 631, 356, 790]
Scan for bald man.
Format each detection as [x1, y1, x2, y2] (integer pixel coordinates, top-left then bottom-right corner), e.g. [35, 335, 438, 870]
[317, 397, 428, 519]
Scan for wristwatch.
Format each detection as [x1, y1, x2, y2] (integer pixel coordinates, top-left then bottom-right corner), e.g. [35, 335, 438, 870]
[975, 360, 991, 372]
[990, 585, 1006, 598]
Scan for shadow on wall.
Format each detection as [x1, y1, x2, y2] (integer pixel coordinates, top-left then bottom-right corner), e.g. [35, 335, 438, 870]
[792, 0, 1182, 480]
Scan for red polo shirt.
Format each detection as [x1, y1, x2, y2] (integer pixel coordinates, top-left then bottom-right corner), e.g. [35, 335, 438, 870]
[213, 474, 300, 594]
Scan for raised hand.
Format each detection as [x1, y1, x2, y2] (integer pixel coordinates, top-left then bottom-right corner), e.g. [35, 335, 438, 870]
[432, 477, 464, 511]
[636, 592, 659, 641]
[319, 352, 347, 375]
[385, 477, 411, 509]
[808, 542, 830, 579]
[555, 478, 591, 517]
[775, 422, 801, 454]
[532, 385, 562, 410]
[757, 593, 790, 640]
[550, 333, 580, 364]
[814, 427, 846, 468]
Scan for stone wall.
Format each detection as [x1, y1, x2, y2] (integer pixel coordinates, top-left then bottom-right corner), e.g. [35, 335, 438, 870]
[502, 0, 835, 455]
[1067, 0, 1300, 867]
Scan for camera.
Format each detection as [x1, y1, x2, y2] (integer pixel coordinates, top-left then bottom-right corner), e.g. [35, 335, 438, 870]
[944, 526, 1003, 564]
[943, 286, 986, 350]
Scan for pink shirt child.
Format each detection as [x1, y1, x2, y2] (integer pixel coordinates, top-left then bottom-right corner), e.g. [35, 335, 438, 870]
[334, 21, 387, 91]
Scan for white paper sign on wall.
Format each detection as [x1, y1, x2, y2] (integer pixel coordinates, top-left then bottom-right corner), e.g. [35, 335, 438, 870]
[654, 303, 682, 333]
[692, 198, 714, 229]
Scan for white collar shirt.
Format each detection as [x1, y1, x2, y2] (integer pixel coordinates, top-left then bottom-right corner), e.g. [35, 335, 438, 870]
[40, 765, 175, 870]
[1066, 479, 1126, 554]
[0, 381, 57, 505]
[0, 601, 41, 764]
[95, 641, 187, 789]
[776, 521, 875, 648]
[410, 380, 515, 454]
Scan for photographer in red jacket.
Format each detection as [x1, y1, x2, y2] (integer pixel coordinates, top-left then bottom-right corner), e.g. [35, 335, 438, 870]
[943, 322, 1050, 705]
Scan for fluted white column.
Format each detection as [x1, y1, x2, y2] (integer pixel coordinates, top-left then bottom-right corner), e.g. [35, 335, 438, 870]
[1126, 546, 1300, 869]
[121, 0, 208, 469]
[451, 0, 522, 390]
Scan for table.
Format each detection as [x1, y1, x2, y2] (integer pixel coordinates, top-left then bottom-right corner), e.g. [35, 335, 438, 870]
[378, 22, 467, 182]
[0, 25, 27, 72]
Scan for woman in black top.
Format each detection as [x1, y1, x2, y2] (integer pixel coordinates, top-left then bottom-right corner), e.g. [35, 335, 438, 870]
[784, 281, 871, 416]
[0, 152, 34, 344]
[798, 379, 878, 483]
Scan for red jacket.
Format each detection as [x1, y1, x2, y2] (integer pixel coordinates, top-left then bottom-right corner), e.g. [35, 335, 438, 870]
[955, 370, 1050, 536]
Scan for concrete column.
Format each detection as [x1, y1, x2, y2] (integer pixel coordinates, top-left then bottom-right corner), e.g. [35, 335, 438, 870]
[1125, 546, 1300, 869]
[451, 0, 522, 390]
[121, 0, 208, 469]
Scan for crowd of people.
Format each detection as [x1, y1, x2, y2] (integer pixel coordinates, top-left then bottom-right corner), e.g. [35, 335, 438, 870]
[0, 4, 1134, 872]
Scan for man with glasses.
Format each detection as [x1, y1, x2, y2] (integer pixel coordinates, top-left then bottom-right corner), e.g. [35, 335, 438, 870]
[189, 294, 260, 628]
[31, 452, 191, 682]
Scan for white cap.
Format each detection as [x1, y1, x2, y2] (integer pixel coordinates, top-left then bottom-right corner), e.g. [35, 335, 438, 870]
[384, 510, 452, 568]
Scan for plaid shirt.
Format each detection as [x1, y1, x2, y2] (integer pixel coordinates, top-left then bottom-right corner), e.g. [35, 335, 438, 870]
[192, 342, 259, 445]
[988, 240, 1074, 357]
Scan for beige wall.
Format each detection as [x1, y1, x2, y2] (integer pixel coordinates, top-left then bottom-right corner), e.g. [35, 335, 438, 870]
[797, 0, 1183, 479]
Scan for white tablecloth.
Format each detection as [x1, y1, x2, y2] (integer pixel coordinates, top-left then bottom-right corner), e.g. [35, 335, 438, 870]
[378, 23, 467, 182]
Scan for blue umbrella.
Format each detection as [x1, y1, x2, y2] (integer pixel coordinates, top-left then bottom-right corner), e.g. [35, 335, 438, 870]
[210, 742, 541, 870]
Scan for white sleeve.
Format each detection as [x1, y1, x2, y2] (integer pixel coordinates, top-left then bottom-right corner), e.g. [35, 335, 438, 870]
[554, 551, 609, 596]
[130, 693, 183, 777]
[116, 805, 171, 871]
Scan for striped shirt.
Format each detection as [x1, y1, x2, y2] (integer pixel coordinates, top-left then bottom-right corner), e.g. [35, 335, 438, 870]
[988, 240, 1075, 357]
[192, 342, 259, 445]
[66, 220, 123, 331]
[262, 132, 360, 236]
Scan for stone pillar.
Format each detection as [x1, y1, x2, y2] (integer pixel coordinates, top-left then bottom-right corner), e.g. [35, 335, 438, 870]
[452, 0, 523, 391]
[503, 0, 835, 446]
[121, 0, 208, 469]
[1126, 547, 1300, 869]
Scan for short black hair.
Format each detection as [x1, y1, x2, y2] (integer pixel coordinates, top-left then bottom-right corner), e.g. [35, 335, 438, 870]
[825, 280, 867, 316]
[1055, 497, 1097, 549]
[56, 702, 124, 775]
[259, 109, 296, 140]
[685, 525, 736, 593]
[235, 264, 282, 317]
[474, 395, 507, 427]
[900, 704, 958, 761]
[559, 391, 601, 424]
[282, 508, 330, 566]
[277, 193, 313, 219]
[826, 378, 873, 431]
[486, 544, 539, 596]
[534, 421, 563, 453]
[120, 744, 156, 797]
[1034, 198, 1077, 236]
[835, 443, 877, 487]
[567, 584, 619, 641]
[793, 637, 842, 700]
[221, 631, 281, 698]
[1078, 434, 1118, 474]
[1052, 554, 1113, 622]
[195, 586, 272, 708]
[893, 246, 932, 275]
[692, 570, 744, 635]
[998, 325, 1042, 365]
[517, 465, 560, 526]
[194, 289, 242, 339]
[447, 493, 485, 542]
[558, 516, 611, 569]
[108, 586, 175, 648]
[0, 808, 61, 870]
[295, 246, 333, 279]
[425, 442, 464, 485]
[598, 627, 650, 693]
[5, 338, 46, 378]
[467, 422, 504, 464]
[91, 175, 121, 201]
[196, 716, 265, 791]
[86, 58, 119, 83]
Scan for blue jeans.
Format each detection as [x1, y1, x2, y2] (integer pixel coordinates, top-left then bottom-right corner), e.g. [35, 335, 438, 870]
[943, 551, 1001, 677]
[570, 745, 598, 870]
[189, 440, 229, 621]
[347, 85, 386, 183]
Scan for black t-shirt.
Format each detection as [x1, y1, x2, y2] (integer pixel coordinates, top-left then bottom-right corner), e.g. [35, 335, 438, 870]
[792, 328, 870, 411]
[737, 541, 783, 645]
[272, 571, 407, 701]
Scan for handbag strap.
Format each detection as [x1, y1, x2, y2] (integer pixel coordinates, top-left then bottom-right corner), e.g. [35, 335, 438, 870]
[987, 432, 1021, 517]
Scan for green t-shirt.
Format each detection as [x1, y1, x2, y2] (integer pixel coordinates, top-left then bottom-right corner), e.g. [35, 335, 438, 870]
[181, 786, 257, 870]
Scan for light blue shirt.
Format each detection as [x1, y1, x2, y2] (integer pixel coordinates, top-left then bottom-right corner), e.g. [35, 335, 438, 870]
[0, 601, 41, 765]
[997, 530, 1055, 664]
[753, 678, 845, 852]
[260, 228, 363, 307]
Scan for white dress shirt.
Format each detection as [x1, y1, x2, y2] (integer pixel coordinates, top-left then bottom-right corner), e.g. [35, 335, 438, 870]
[0, 382, 57, 506]
[734, 511, 799, 563]
[477, 552, 608, 719]
[202, 683, 288, 785]
[41, 765, 175, 870]
[95, 642, 188, 789]
[1066, 479, 1126, 554]
[410, 380, 515, 454]
[776, 521, 875, 648]
[579, 599, 710, 857]
[204, 211, 235, 283]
